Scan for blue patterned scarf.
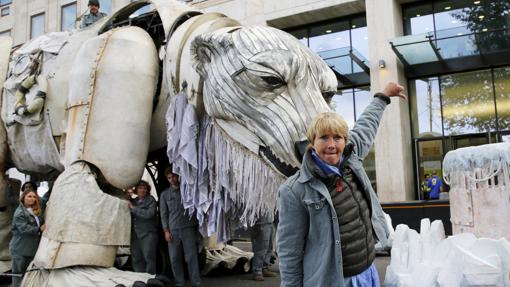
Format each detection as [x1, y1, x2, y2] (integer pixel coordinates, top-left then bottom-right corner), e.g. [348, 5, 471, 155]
[310, 149, 344, 177]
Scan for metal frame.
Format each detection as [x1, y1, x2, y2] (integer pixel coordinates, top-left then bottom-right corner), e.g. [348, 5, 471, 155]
[330, 65, 354, 86]
[145, 160, 158, 189]
[349, 49, 370, 74]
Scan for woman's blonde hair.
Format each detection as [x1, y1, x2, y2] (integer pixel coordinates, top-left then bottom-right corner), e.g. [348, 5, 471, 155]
[20, 189, 42, 216]
[306, 112, 349, 144]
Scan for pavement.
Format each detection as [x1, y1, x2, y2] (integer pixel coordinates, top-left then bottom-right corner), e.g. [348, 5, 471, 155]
[202, 255, 390, 287]
[0, 241, 391, 286]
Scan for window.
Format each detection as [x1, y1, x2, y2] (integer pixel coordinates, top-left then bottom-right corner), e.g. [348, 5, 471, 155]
[350, 16, 369, 60]
[441, 70, 496, 135]
[410, 69, 502, 137]
[30, 13, 45, 39]
[130, 0, 154, 16]
[353, 86, 371, 120]
[333, 86, 371, 129]
[403, 2, 434, 35]
[1, 6, 8, 16]
[416, 139, 444, 198]
[494, 67, 510, 131]
[308, 20, 351, 54]
[61, 3, 77, 31]
[333, 86, 376, 191]
[99, 0, 112, 14]
[287, 14, 370, 87]
[410, 66, 510, 198]
[333, 89, 355, 128]
[404, 0, 510, 36]
[410, 77, 442, 137]
[0, 0, 12, 6]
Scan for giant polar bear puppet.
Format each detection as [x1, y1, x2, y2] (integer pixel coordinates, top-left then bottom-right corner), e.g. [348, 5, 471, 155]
[0, 0, 337, 284]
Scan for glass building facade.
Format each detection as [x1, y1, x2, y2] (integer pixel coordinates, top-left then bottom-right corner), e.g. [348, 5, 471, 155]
[404, 1, 510, 198]
[285, 2, 510, 198]
[287, 14, 370, 87]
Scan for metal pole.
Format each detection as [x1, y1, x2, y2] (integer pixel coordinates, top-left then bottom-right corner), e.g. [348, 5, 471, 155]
[428, 80, 433, 133]
[0, 272, 23, 278]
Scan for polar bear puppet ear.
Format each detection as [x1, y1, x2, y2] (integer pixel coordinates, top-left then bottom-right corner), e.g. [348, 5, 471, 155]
[190, 28, 237, 78]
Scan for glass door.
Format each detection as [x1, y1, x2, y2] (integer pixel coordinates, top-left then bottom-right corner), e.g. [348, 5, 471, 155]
[415, 138, 444, 200]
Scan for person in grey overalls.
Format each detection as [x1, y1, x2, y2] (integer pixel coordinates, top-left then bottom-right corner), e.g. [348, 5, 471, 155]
[250, 215, 278, 281]
[79, 0, 107, 28]
[159, 168, 203, 287]
[9, 184, 45, 287]
[129, 180, 158, 274]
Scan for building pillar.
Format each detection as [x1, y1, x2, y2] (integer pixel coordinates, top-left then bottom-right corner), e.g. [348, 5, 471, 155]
[366, 0, 414, 202]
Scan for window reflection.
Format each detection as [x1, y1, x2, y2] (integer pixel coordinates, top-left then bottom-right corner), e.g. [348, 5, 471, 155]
[403, 2, 434, 35]
[435, 32, 478, 59]
[354, 86, 371, 120]
[411, 67, 510, 138]
[404, 0, 510, 36]
[61, 3, 77, 31]
[418, 140, 444, 183]
[286, 15, 369, 84]
[434, 0, 473, 34]
[364, 148, 377, 193]
[332, 90, 355, 129]
[131, 0, 153, 16]
[494, 67, 510, 131]
[320, 49, 352, 75]
[31, 13, 45, 39]
[100, 0, 112, 14]
[334, 86, 376, 192]
[351, 26, 368, 74]
[351, 16, 369, 60]
[333, 86, 372, 128]
[309, 21, 350, 53]
[417, 139, 443, 195]
[410, 77, 442, 137]
[441, 70, 496, 135]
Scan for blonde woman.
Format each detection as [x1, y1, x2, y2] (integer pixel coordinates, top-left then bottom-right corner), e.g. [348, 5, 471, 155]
[277, 82, 406, 287]
[9, 182, 45, 287]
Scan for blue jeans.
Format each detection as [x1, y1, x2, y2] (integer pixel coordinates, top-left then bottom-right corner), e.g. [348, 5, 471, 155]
[344, 263, 380, 287]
